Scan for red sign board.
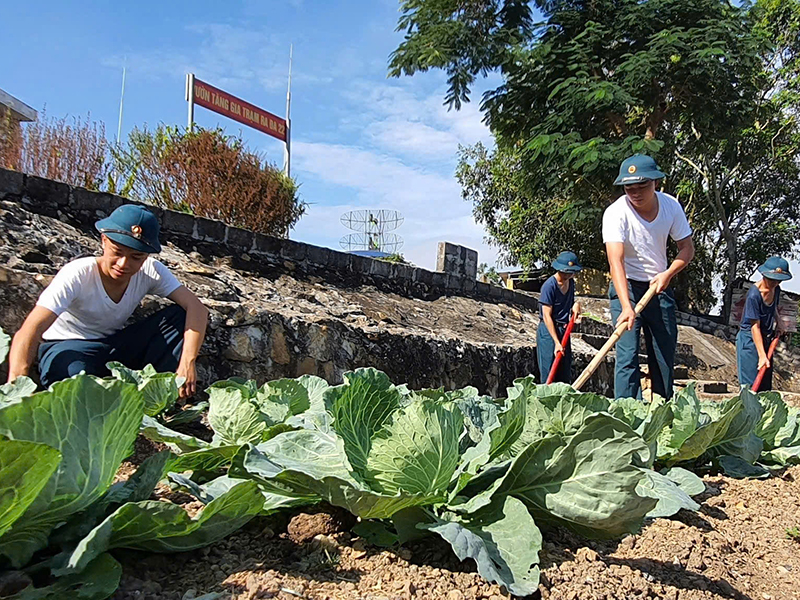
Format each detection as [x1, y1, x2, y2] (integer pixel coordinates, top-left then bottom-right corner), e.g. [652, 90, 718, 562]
[191, 78, 287, 142]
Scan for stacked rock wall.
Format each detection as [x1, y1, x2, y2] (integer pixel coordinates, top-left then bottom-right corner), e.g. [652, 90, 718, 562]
[0, 168, 616, 396]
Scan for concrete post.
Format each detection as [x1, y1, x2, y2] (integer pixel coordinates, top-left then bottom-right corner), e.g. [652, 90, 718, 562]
[436, 242, 478, 280]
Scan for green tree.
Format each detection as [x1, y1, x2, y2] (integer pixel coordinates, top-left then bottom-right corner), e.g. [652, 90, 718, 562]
[391, 0, 800, 316]
[477, 262, 504, 286]
[379, 253, 413, 265]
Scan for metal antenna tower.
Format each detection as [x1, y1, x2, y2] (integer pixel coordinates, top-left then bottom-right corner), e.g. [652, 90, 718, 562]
[340, 209, 404, 255]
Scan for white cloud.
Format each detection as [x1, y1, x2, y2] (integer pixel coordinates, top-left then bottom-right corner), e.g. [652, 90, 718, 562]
[285, 75, 502, 270]
[342, 80, 492, 161]
[290, 140, 499, 270]
[368, 118, 461, 161]
[104, 22, 290, 93]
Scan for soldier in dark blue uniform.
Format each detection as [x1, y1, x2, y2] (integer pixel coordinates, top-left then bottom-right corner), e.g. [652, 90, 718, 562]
[736, 256, 792, 390]
[537, 251, 582, 383]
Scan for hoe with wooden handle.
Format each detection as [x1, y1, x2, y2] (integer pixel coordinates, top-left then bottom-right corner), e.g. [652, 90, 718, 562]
[572, 285, 658, 391]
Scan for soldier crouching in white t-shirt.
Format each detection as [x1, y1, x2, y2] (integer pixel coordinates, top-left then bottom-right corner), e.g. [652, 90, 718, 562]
[602, 155, 695, 400]
[6, 204, 209, 398]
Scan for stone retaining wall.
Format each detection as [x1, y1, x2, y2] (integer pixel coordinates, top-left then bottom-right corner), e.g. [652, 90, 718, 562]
[1, 169, 623, 396]
[0, 168, 538, 310]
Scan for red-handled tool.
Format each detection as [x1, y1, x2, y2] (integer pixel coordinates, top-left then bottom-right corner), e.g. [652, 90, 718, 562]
[752, 332, 781, 393]
[546, 311, 578, 384]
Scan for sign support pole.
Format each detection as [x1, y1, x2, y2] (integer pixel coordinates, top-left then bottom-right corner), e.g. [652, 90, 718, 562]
[186, 73, 195, 132]
[116, 64, 126, 144]
[283, 45, 292, 177]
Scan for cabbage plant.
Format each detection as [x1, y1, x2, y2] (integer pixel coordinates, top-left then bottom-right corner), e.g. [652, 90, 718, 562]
[0, 325, 37, 407]
[3, 359, 788, 599]
[0, 374, 269, 599]
[228, 369, 662, 595]
[107, 362, 184, 417]
[656, 383, 765, 468]
[755, 393, 800, 465]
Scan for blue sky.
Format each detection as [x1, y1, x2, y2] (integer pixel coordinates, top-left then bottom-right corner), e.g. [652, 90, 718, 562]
[0, 0, 501, 270]
[4, 1, 799, 301]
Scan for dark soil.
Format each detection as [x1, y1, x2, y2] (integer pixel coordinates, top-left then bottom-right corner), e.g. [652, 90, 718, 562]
[109, 448, 800, 600]
[287, 511, 356, 545]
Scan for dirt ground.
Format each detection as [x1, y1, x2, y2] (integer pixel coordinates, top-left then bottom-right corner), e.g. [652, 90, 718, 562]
[109, 446, 800, 600]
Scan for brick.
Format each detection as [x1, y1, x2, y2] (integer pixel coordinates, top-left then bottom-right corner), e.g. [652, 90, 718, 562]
[444, 273, 463, 290]
[254, 233, 282, 255]
[475, 281, 491, 296]
[0, 168, 24, 198]
[305, 244, 331, 267]
[349, 254, 371, 274]
[521, 294, 539, 310]
[501, 288, 516, 302]
[430, 272, 447, 289]
[194, 217, 226, 241]
[70, 186, 111, 212]
[26, 174, 70, 206]
[279, 239, 308, 263]
[412, 268, 433, 286]
[369, 258, 392, 279]
[226, 226, 254, 250]
[702, 381, 728, 394]
[392, 263, 414, 282]
[327, 250, 352, 271]
[673, 365, 690, 379]
[162, 209, 196, 235]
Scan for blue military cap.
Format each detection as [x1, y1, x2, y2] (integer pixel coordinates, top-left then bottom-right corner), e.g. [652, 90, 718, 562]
[552, 251, 582, 273]
[758, 256, 792, 281]
[614, 154, 666, 186]
[95, 204, 162, 253]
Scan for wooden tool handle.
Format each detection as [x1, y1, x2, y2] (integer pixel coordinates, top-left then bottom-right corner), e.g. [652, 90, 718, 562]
[572, 285, 658, 391]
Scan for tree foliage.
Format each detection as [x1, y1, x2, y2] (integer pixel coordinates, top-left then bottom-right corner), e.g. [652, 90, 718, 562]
[392, 0, 800, 315]
[110, 125, 304, 237]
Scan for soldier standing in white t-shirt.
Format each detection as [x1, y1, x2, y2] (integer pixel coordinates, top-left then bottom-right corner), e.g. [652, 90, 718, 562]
[602, 155, 695, 400]
[6, 204, 209, 397]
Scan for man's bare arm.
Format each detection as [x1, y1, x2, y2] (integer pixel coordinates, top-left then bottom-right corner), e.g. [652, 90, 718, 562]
[651, 235, 695, 293]
[167, 285, 209, 398]
[541, 304, 563, 355]
[751, 321, 770, 371]
[7, 307, 58, 383]
[606, 242, 635, 331]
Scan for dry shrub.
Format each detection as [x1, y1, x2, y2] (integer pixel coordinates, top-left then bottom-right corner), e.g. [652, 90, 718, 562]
[0, 114, 23, 169]
[0, 109, 108, 190]
[112, 125, 303, 237]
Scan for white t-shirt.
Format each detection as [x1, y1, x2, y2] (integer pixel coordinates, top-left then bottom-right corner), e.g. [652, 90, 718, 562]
[602, 191, 692, 282]
[37, 257, 182, 341]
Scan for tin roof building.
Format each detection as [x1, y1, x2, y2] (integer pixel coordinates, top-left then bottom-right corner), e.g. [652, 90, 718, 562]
[0, 88, 37, 124]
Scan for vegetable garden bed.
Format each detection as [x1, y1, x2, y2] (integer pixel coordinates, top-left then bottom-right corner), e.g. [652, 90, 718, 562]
[108, 465, 800, 600]
[1, 324, 800, 599]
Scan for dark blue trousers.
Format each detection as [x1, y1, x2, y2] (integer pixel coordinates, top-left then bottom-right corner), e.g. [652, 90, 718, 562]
[38, 305, 186, 388]
[609, 280, 677, 400]
[736, 328, 773, 390]
[536, 320, 572, 384]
